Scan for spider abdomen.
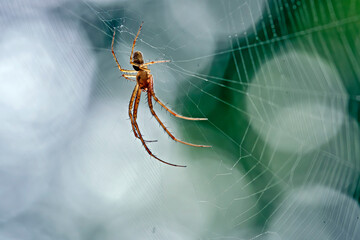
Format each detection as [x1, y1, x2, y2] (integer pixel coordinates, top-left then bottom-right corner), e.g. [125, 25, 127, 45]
[137, 71, 152, 90]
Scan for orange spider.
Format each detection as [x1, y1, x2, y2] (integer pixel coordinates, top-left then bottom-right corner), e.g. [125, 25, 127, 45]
[111, 22, 210, 167]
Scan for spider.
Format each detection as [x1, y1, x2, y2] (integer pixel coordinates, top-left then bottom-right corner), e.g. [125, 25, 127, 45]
[111, 22, 210, 167]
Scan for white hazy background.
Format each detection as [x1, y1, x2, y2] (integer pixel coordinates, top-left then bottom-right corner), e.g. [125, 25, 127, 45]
[1, 0, 359, 240]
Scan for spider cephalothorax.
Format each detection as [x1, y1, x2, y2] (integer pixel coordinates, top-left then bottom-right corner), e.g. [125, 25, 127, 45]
[132, 51, 144, 71]
[111, 22, 210, 167]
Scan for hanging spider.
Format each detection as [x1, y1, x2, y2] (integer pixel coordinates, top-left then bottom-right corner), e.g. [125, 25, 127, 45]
[111, 22, 210, 167]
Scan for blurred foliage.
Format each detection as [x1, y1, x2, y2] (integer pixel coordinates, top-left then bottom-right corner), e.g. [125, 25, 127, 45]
[182, 0, 360, 227]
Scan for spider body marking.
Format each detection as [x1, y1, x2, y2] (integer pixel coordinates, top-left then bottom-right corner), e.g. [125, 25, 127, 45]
[111, 22, 211, 167]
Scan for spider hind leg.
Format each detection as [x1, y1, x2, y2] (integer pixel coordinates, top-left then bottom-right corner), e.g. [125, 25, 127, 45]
[147, 91, 211, 148]
[151, 92, 208, 121]
[131, 85, 158, 143]
[132, 86, 186, 167]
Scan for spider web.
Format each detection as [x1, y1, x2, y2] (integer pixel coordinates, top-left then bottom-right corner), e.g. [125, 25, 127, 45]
[1, 0, 360, 239]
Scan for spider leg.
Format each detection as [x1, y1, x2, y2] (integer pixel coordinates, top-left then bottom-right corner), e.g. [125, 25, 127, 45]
[112, 29, 137, 74]
[129, 60, 170, 72]
[147, 91, 211, 148]
[129, 84, 157, 142]
[129, 84, 140, 139]
[149, 80, 208, 121]
[130, 21, 143, 64]
[128, 62, 151, 73]
[132, 87, 186, 167]
[122, 74, 136, 82]
[142, 60, 171, 66]
[134, 61, 171, 72]
[132, 86, 157, 143]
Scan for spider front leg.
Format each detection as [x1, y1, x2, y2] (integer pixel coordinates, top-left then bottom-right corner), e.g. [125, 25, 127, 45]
[132, 87, 186, 167]
[128, 22, 170, 70]
[112, 29, 137, 74]
[130, 22, 143, 64]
